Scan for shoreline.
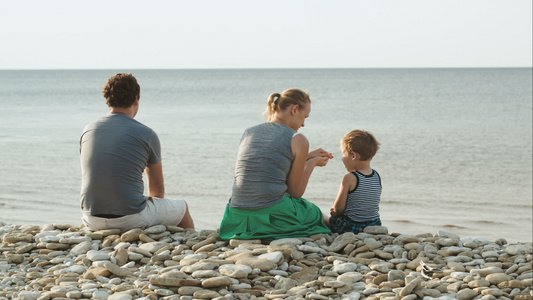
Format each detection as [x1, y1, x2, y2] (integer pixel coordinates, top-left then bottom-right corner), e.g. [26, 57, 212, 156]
[1, 223, 532, 300]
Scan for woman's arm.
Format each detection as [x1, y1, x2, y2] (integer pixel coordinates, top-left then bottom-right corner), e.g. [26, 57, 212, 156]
[331, 173, 357, 217]
[286, 134, 330, 198]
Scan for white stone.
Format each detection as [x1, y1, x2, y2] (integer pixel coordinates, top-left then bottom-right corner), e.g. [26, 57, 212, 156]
[70, 241, 93, 256]
[436, 231, 460, 239]
[258, 251, 283, 264]
[139, 242, 169, 253]
[87, 250, 110, 261]
[17, 291, 41, 300]
[108, 293, 133, 300]
[59, 236, 92, 244]
[363, 226, 388, 235]
[481, 250, 500, 258]
[92, 290, 110, 299]
[60, 264, 87, 274]
[332, 263, 357, 274]
[270, 238, 303, 245]
[219, 264, 253, 278]
[341, 291, 361, 300]
[144, 225, 167, 234]
[297, 245, 328, 255]
[450, 272, 470, 280]
[505, 244, 532, 255]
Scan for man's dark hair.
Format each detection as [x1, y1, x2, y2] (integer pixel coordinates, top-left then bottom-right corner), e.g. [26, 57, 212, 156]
[102, 73, 140, 108]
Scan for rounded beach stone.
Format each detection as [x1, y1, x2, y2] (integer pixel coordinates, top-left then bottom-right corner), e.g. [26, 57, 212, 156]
[505, 244, 531, 255]
[269, 238, 303, 245]
[193, 289, 221, 299]
[120, 228, 143, 242]
[219, 264, 252, 278]
[70, 241, 93, 256]
[456, 288, 478, 300]
[497, 280, 524, 289]
[388, 270, 406, 282]
[258, 251, 283, 264]
[114, 248, 128, 266]
[178, 286, 203, 295]
[108, 293, 133, 300]
[144, 225, 167, 234]
[235, 257, 276, 271]
[399, 277, 422, 297]
[328, 232, 357, 252]
[139, 242, 169, 253]
[468, 278, 490, 288]
[17, 291, 41, 300]
[201, 276, 233, 288]
[149, 276, 202, 287]
[87, 250, 110, 261]
[331, 262, 357, 274]
[92, 291, 110, 299]
[3, 233, 33, 243]
[364, 226, 388, 235]
[486, 273, 512, 285]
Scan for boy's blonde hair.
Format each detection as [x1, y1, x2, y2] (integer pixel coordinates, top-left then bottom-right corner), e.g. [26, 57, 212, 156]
[265, 88, 311, 121]
[341, 130, 380, 161]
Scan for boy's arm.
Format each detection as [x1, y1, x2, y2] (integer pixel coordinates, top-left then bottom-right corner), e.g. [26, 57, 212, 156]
[331, 173, 357, 217]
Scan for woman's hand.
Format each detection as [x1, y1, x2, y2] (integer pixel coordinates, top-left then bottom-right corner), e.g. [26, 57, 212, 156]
[307, 156, 330, 167]
[308, 148, 334, 160]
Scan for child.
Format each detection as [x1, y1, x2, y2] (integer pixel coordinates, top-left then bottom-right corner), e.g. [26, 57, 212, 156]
[329, 130, 382, 234]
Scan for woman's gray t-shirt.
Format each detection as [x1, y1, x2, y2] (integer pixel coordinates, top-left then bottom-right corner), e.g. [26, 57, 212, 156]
[230, 122, 296, 209]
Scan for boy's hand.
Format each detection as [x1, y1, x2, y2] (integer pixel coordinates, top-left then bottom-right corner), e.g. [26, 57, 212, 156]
[330, 207, 336, 217]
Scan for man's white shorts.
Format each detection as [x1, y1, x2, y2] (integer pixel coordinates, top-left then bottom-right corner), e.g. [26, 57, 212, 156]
[82, 197, 187, 232]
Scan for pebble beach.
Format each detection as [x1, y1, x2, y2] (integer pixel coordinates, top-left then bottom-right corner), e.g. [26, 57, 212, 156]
[1, 223, 531, 300]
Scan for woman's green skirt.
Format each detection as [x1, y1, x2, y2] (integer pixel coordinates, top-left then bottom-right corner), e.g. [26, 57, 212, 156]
[219, 195, 331, 240]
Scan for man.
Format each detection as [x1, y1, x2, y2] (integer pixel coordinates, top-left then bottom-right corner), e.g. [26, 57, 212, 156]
[80, 73, 194, 231]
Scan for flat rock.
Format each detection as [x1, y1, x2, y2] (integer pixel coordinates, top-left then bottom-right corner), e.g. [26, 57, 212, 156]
[364, 226, 388, 234]
[201, 276, 233, 288]
[218, 264, 252, 278]
[486, 273, 512, 284]
[328, 232, 357, 252]
[236, 256, 277, 271]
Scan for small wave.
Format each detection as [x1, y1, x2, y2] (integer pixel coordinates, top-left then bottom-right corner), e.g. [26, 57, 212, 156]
[442, 224, 467, 229]
[473, 220, 505, 225]
[393, 219, 415, 224]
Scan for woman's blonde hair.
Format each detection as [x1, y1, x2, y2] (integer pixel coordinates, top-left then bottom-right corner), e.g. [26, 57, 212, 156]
[265, 88, 311, 121]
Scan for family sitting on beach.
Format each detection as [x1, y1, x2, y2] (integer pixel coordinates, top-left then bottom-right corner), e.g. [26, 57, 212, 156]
[79, 73, 382, 239]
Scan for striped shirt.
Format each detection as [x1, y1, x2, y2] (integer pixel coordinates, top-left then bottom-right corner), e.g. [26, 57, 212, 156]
[344, 170, 382, 223]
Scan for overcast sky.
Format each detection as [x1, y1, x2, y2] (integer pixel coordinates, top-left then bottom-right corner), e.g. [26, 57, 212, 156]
[1, 0, 531, 69]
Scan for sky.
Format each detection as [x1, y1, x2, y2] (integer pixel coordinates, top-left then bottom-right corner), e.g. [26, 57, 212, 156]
[1, 0, 531, 69]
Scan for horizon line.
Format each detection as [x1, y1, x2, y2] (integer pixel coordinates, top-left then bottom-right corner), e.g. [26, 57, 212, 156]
[0, 66, 532, 71]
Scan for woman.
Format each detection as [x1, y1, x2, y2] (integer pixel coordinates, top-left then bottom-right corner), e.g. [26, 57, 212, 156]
[219, 88, 333, 239]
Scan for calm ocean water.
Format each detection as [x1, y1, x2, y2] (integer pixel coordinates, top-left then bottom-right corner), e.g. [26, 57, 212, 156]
[0, 68, 531, 242]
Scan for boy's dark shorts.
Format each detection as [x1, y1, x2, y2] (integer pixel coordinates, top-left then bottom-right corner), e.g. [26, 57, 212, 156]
[330, 215, 382, 234]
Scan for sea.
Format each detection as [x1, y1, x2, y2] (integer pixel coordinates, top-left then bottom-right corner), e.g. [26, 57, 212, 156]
[0, 68, 531, 243]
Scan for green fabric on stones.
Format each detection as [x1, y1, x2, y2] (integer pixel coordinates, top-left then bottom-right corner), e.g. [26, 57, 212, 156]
[219, 195, 331, 240]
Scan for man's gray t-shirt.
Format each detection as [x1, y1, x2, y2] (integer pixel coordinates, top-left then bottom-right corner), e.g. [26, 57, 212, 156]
[230, 122, 296, 209]
[80, 113, 161, 216]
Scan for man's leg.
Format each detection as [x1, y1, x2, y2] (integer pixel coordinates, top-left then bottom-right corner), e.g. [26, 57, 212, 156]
[178, 202, 194, 229]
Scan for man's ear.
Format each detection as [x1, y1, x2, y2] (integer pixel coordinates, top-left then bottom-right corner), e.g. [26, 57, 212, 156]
[352, 152, 359, 160]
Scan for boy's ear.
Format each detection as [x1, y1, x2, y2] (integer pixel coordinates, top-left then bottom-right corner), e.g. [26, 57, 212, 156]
[352, 152, 358, 160]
